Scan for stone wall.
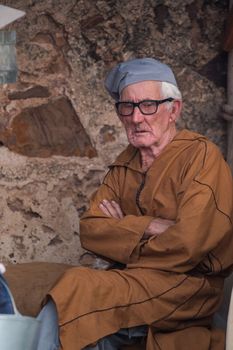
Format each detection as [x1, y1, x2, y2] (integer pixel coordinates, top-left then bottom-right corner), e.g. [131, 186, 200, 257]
[0, 0, 229, 265]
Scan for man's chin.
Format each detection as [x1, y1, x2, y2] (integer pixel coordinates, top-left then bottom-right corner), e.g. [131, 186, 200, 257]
[128, 139, 154, 149]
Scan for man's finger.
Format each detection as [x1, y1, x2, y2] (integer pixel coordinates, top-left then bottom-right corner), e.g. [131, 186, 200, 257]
[99, 203, 111, 217]
[111, 201, 124, 218]
[99, 200, 118, 218]
[99, 200, 123, 219]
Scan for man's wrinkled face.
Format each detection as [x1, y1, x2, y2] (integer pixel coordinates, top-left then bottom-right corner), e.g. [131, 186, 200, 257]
[118, 81, 176, 149]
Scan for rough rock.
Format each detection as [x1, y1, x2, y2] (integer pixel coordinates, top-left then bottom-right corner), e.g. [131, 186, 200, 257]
[0, 96, 97, 157]
[0, 0, 229, 265]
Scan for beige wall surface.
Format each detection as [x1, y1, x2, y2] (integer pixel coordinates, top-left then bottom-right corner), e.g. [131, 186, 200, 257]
[0, 0, 229, 265]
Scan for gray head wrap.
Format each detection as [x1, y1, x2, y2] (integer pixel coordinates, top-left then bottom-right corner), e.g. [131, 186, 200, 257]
[105, 57, 178, 101]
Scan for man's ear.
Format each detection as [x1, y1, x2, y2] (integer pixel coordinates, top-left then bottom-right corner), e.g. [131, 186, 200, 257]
[169, 100, 183, 122]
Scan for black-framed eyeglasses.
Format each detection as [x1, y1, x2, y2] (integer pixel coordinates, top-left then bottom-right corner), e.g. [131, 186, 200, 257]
[115, 98, 174, 117]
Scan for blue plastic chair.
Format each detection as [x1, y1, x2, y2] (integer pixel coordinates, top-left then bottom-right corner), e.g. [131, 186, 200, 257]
[0, 274, 14, 314]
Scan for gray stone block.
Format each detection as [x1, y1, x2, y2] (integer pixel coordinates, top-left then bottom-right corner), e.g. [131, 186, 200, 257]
[0, 31, 17, 84]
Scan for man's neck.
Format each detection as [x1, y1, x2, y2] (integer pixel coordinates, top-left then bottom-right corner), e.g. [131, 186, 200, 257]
[139, 128, 177, 172]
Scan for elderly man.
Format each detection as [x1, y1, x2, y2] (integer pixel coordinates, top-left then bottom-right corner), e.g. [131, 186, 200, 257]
[38, 58, 233, 350]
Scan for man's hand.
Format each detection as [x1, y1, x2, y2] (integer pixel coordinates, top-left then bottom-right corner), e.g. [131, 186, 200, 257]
[143, 218, 175, 240]
[99, 199, 124, 219]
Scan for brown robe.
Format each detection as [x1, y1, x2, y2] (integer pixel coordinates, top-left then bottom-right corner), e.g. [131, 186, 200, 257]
[49, 129, 233, 350]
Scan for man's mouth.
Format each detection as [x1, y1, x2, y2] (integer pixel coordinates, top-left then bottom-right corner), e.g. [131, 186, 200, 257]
[135, 129, 148, 133]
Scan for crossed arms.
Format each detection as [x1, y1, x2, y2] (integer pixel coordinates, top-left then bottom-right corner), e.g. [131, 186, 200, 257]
[99, 199, 174, 240]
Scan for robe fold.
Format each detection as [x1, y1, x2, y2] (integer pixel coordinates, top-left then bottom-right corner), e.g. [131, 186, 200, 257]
[49, 129, 233, 350]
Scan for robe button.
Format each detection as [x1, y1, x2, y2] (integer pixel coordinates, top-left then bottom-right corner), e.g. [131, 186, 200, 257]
[141, 207, 146, 214]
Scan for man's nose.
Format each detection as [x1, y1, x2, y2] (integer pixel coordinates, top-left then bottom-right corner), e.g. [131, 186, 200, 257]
[131, 106, 144, 123]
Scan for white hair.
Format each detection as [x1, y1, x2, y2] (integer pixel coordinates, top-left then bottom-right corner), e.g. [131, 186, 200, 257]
[161, 81, 182, 100]
[160, 81, 182, 111]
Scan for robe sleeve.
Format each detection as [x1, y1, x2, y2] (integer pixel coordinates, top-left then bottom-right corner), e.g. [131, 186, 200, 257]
[130, 142, 233, 274]
[80, 168, 154, 263]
